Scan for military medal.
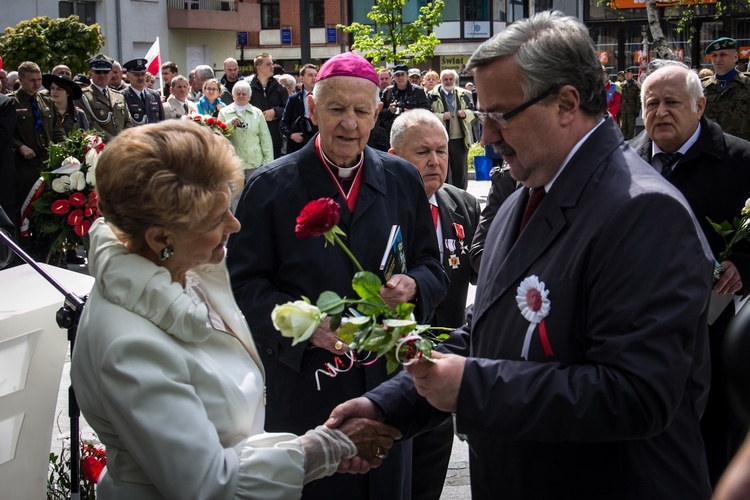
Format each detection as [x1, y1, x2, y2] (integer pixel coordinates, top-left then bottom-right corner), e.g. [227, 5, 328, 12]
[452, 222, 466, 254]
[516, 275, 554, 359]
[445, 239, 459, 269]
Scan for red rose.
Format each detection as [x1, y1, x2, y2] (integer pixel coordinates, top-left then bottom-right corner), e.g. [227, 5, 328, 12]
[69, 192, 86, 207]
[295, 198, 341, 240]
[51, 199, 71, 215]
[82, 456, 104, 483]
[218, 122, 227, 130]
[67, 209, 84, 226]
[74, 219, 92, 237]
[193, 115, 202, 122]
[206, 117, 216, 125]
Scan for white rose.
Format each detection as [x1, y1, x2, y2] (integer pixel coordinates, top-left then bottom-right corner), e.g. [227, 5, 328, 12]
[51, 176, 71, 193]
[743, 197, 750, 215]
[69, 171, 87, 191]
[271, 300, 324, 345]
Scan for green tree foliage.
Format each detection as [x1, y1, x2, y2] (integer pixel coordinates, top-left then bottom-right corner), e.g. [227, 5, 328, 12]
[0, 16, 104, 74]
[338, 0, 445, 65]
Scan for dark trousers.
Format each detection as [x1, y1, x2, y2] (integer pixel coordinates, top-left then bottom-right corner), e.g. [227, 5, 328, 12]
[411, 416, 454, 500]
[446, 138, 468, 190]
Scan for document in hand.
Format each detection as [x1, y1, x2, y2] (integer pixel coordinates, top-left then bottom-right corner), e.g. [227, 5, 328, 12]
[380, 225, 406, 281]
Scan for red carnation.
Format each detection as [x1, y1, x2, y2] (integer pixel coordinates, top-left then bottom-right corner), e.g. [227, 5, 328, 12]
[206, 117, 216, 125]
[193, 115, 202, 122]
[74, 219, 92, 237]
[69, 192, 86, 207]
[51, 199, 71, 215]
[295, 198, 341, 240]
[218, 122, 227, 130]
[67, 209, 84, 226]
[82, 455, 104, 483]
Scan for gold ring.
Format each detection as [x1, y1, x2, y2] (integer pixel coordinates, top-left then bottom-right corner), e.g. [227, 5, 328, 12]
[334, 340, 344, 351]
[375, 446, 386, 460]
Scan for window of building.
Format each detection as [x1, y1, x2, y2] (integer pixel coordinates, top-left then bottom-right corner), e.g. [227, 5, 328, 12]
[59, 1, 96, 25]
[310, 0, 325, 27]
[261, 0, 280, 29]
[465, 0, 489, 21]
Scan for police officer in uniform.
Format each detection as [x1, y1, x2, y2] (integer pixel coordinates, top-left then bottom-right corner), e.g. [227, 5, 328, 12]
[75, 54, 133, 142]
[703, 37, 750, 141]
[122, 58, 165, 126]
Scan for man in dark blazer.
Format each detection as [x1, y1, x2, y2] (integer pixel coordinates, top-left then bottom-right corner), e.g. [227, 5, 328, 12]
[249, 52, 288, 159]
[629, 61, 750, 486]
[122, 58, 165, 125]
[227, 52, 447, 500]
[328, 12, 715, 499]
[389, 108, 480, 500]
[280, 64, 318, 154]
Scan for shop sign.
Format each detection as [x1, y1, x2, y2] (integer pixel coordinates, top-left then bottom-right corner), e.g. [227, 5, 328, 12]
[610, 0, 716, 8]
[440, 55, 468, 72]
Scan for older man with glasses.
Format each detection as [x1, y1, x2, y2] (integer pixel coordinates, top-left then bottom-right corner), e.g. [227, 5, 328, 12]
[329, 11, 715, 499]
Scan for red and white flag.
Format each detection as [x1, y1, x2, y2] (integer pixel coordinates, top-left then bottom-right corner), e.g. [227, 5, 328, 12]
[144, 37, 160, 76]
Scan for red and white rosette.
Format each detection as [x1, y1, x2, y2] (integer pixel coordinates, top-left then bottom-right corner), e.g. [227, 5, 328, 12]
[515, 275, 554, 359]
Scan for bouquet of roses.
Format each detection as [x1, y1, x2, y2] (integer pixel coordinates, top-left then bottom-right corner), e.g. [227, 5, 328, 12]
[271, 198, 450, 376]
[48, 432, 106, 500]
[22, 129, 104, 262]
[182, 114, 233, 138]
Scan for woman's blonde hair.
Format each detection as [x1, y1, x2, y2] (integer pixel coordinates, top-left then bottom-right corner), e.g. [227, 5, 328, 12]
[95, 120, 243, 246]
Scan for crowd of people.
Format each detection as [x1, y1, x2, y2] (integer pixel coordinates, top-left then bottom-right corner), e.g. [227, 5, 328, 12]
[2, 10, 750, 499]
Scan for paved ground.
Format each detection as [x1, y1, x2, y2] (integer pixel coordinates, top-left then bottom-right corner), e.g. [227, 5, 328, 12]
[51, 179, 493, 497]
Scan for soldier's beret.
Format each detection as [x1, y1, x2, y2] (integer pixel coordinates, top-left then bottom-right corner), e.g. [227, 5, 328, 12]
[705, 37, 738, 55]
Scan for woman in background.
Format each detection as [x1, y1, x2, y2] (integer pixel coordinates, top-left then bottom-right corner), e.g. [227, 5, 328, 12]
[196, 78, 225, 117]
[44, 74, 89, 133]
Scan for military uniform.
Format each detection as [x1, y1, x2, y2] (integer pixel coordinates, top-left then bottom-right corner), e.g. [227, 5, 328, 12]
[619, 79, 641, 140]
[703, 72, 750, 141]
[11, 89, 65, 210]
[123, 86, 165, 125]
[76, 86, 133, 142]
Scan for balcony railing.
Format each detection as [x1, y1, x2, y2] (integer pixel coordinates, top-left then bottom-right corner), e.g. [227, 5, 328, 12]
[167, 0, 237, 12]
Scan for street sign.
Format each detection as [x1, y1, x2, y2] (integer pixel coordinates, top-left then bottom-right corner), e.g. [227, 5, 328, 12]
[237, 31, 248, 47]
[281, 27, 292, 45]
[326, 27, 337, 44]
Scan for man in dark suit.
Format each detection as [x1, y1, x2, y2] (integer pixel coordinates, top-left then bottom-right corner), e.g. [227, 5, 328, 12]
[280, 64, 318, 154]
[389, 108, 480, 500]
[249, 52, 288, 159]
[122, 58, 165, 125]
[0, 93, 17, 227]
[629, 61, 750, 486]
[227, 52, 447, 500]
[328, 11, 714, 499]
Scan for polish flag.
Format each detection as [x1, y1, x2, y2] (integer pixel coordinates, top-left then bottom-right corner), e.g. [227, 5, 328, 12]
[145, 37, 160, 76]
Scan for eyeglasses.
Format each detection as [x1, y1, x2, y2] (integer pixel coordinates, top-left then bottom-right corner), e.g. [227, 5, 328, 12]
[205, 88, 220, 92]
[475, 84, 563, 129]
[93, 70, 110, 75]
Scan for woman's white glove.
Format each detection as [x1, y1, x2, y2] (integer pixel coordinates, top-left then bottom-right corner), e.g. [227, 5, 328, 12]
[299, 425, 357, 484]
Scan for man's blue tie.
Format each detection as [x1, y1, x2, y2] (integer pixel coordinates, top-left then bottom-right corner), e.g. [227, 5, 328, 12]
[30, 97, 43, 132]
[656, 151, 682, 179]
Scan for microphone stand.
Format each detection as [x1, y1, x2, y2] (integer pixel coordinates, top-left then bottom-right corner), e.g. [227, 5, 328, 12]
[0, 230, 86, 499]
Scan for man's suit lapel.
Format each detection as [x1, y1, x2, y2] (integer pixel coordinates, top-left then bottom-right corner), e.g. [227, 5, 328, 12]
[474, 118, 624, 325]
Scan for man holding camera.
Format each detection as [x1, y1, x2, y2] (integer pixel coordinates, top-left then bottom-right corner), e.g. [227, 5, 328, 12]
[429, 69, 475, 189]
[372, 64, 430, 151]
[281, 64, 318, 154]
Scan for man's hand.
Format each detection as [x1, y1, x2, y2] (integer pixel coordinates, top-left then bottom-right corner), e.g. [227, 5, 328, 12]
[442, 111, 451, 121]
[308, 317, 348, 354]
[327, 398, 389, 474]
[19, 145, 35, 160]
[262, 108, 275, 121]
[290, 132, 304, 143]
[337, 417, 401, 468]
[380, 274, 417, 309]
[457, 109, 466, 119]
[405, 351, 465, 412]
[715, 260, 743, 295]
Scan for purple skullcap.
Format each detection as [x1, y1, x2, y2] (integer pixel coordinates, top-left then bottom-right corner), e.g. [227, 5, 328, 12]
[316, 52, 379, 87]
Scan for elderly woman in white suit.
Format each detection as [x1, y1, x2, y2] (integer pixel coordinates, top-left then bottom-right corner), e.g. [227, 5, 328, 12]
[70, 121, 399, 499]
[218, 79, 273, 182]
